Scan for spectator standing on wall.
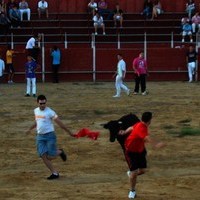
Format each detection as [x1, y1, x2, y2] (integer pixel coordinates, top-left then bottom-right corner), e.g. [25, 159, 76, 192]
[98, 0, 113, 20]
[93, 12, 106, 35]
[19, 0, 31, 21]
[186, 45, 197, 82]
[132, 52, 148, 96]
[113, 3, 123, 27]
[25, 34, 41, 62]
[51, 46, 61, 83]
[88, 0, 98, 16]
[186, 0, 195, 20]
[191, 12, 200, 33]
[38, 0, 48, 19]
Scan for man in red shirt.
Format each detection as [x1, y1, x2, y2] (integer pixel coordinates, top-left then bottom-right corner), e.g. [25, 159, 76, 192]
[119, 112, 165, 199]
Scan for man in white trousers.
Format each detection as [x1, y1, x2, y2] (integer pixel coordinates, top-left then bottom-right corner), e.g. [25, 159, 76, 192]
[186, 45, 197, 83]
[113, 54, 130, 98]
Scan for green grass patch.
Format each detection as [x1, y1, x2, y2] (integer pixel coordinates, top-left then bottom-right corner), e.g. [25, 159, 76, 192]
[167, 127, 200, 137]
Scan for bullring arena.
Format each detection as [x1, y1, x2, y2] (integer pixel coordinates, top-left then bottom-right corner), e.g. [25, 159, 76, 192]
[0, 82, 200, 200]
[0, 0, 200, 200]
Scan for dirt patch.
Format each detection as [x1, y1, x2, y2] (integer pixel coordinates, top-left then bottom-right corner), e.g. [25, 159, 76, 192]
[0, 81, 199, 200]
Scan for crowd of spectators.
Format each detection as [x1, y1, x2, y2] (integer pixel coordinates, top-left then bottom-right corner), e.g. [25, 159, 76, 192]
[0, 0, 49, 34]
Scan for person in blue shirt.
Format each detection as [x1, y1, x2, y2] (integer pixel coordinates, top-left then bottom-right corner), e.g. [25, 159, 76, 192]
[182, 21, 193, 42]
[51, 46, 61, 83]
[25, 55, 38, 97]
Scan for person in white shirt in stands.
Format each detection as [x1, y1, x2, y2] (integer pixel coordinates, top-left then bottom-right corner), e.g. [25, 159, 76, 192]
[88, 0, 98, 16]
[93, 12, 105, 35]
[38, 0, 48, 19]
[191, 12, 200, 33]
[19, 0, 31, 21]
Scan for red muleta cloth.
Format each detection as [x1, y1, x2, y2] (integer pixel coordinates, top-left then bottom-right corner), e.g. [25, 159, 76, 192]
[74, 128, 100, 140]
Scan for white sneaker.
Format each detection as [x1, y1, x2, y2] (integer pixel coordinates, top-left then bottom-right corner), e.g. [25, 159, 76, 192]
[103, 32, 106, 35]
[142, 91, 147, 95]
[182, 39, 184, 42]
[126, 89, 130, 96]
[113, 95, 120, 98]
[190, 39, 193, 42]
[95, 32, 97, 35]
[133, 92, 138, 95]
[128, 190, 136, 199]
[127, 170, 131, 177]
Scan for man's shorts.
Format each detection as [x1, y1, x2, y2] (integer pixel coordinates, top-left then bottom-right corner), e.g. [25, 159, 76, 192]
[182, 30, 192, 36]
[126, 149, 147, 171]
[7, 63, 15, 73]
[94, 22, 104, 27]
[36, 131, 57, 157]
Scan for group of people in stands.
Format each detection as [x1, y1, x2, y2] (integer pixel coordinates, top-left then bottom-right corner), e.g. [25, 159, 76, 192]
[88, 0, 164, 35]
[181, 0, 200, 43]
[0, 0, 48, 32]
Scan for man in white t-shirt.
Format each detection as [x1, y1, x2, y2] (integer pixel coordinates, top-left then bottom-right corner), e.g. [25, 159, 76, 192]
[113, 54, 130, 98]
[38, 0, 48, 18]
[26, 95, 74, 180]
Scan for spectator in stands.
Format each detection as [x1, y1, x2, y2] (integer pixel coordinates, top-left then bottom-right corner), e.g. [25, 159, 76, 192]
[88, 0, 98, 16]
[151, 0, 163, 20]
[0, 1, 6, 13]
[0, 12, 11, 35]
[191, 12, 200, 33]
[25, 34, 41, 61]
[141, 0, 153, 19]
[51, 46, 61, 83]
[93, 12, 105, 35]
[38, 0, 48, 19]
[186, 0, 195, 20]
[113, 3, 123, 27]
[25, 55, 38, 97]
[182, 20, 193, 42]
[7, 0, 18, 17]
[186, 45, 197, 82]
[98, 0, 113, 20]
[9, 4, 21, 28]
[19, 0, 31, 21]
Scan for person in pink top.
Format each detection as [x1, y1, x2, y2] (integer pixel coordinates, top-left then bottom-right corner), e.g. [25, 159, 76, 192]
[132, 52, 148, 96]
[191, 12, 200, 33]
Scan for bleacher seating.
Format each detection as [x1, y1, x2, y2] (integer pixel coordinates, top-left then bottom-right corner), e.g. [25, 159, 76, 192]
[1, 0, 199, 82]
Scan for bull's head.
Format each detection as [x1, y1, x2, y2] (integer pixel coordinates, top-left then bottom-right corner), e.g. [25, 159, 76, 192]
[103, 120, 121, 142]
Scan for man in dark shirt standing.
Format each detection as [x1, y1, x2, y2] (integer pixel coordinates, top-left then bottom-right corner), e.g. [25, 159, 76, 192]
[186, 45, 197, 82]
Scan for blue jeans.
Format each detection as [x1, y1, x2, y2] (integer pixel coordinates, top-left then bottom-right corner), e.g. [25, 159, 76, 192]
[36, 132, 57, 157]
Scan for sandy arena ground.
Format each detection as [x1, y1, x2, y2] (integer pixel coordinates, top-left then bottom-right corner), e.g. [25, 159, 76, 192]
[0, 81, 199, 200]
